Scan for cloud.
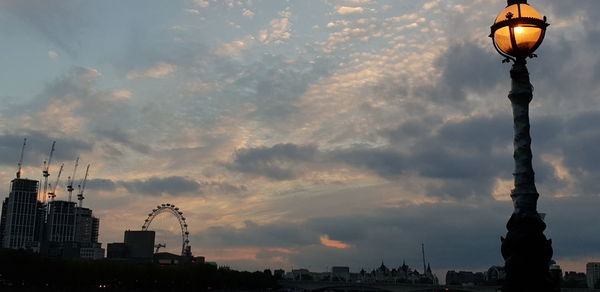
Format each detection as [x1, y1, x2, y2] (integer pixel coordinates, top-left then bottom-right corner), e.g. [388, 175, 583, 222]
[242, 9, 255, 18]
[423, 0, 441, 10]
[336, 6, 365, 15]
[229, 144, 320, 180]
[120, 176, 201, 196]
[92, 127, 151, 154]
[258, 13, 292, 44]
[193, 0, 209, 8]
[197, 220, 316, 248]
[200, 181, 248, 195]
[185, 8, 200, 15]
[0, 66, 152, 160]
[111, 90, 133, 100]
[48, 50, 58, 59]
[214, 36, 255, 58]
[0, 131, 92, 167]
[126, 62, 177, 79]
[85, 178, 118, 191]
[320, 235, 352, 249]
[193, 194, 600, 272]
[344, 0, 372, 4]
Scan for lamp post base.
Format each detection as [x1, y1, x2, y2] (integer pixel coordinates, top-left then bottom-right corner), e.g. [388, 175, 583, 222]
[501, 211, 555, 292]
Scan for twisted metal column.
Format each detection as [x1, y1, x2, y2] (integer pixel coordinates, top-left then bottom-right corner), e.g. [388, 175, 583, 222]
[500, 58, 555, 292]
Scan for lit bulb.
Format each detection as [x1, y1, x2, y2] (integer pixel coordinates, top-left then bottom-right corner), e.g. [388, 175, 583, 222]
[514, 26, 523, 34]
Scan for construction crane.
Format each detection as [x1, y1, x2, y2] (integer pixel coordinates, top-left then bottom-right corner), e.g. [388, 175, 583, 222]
[66, 157, 79, 202]
[41, 141, 56, 203]
[76, 164, 90, 208]
[16, 138, 27, 179]
[47, 163, 64, 201]
[155, 243, 166, 254]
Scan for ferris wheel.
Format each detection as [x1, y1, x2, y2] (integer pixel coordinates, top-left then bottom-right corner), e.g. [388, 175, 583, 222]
[142, 203, 191, 256]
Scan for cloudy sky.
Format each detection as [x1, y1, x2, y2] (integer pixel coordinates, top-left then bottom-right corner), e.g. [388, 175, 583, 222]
[1, 0, 600, 277]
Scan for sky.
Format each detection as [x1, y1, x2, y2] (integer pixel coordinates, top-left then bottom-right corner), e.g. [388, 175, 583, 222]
[1, 0, 600, 277]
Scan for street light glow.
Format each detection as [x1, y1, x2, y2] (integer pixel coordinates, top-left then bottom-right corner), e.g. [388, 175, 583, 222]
[490, 2, 549, 60]
[514, 26, 523, 34]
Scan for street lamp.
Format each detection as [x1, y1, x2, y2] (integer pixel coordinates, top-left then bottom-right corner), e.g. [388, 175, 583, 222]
[489, 1, 555, 291]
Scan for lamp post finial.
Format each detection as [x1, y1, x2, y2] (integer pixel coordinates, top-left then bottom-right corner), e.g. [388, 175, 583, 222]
[508, 0, 527, 5]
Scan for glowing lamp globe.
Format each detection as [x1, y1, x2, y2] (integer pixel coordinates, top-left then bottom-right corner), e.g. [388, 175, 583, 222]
[490, 0, 549, 60]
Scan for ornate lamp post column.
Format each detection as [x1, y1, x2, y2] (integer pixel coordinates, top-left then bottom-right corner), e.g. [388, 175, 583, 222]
[489, 1, 555, 291]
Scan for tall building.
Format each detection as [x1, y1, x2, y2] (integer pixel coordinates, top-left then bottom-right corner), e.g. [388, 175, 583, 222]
[587, 262, 600, 289]
[74, 207, 100, 245]
[46, 200, 76, 243]
[0, 198, 7, 247]
[44, 201, 104, 259]
[0, 178, 42, 250]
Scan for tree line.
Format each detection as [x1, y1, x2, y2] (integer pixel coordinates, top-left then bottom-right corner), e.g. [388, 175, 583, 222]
[0, 248, 278, 291]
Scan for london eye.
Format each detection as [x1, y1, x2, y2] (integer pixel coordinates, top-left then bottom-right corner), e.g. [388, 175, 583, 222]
[142, 203, 191, 256]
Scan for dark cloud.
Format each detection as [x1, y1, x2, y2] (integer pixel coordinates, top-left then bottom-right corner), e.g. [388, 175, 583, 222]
[198, 220, 316, 248]
[226, 108, 600, 199]
[0, 131, 92, 167]
[120, 176, 201, 196]
[194, 195, 600, 272]
[92, 127, 151, 154]
[331, 147, 406, 179]
[85, 178, 117, 192]
[229, 143, 320, 180]
[433, 42, 505, 102]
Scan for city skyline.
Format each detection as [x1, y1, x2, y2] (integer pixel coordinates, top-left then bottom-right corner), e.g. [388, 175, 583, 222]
[1, 0, 600, 275]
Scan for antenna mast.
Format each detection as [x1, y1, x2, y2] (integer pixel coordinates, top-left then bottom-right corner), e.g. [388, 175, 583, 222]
[47, 163, 64, 201]
[421, 243, 426, 275]
[41, 141, 56, 202]
[16, 138, 27, 179]
[77, 164, 90, 208]
[67, 157, 79, 202]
